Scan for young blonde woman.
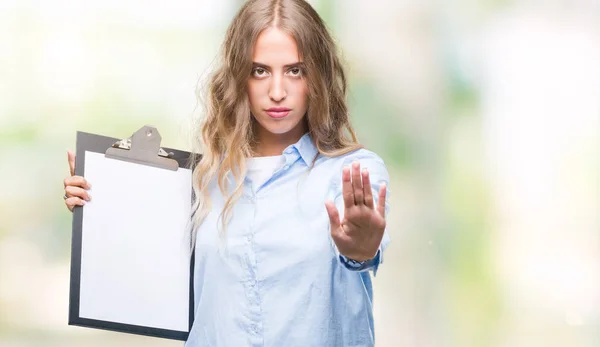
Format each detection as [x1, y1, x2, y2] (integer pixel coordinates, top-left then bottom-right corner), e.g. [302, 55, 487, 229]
[63, 0, 391, 346]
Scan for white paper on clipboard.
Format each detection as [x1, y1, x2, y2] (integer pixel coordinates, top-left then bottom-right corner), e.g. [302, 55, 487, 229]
[78, 151, 192, 332]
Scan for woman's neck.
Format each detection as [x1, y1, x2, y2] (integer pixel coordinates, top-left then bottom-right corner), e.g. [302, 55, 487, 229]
[253, 125, 307, 157]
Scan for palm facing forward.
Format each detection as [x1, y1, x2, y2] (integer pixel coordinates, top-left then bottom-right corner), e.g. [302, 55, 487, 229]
[324, 161, 387, 262]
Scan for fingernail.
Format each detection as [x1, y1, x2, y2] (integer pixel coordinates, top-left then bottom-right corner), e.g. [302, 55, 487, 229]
[87, 193, 92, 201]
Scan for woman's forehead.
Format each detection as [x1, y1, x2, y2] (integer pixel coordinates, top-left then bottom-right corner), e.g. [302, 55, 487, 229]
[252, 27, 301, 66]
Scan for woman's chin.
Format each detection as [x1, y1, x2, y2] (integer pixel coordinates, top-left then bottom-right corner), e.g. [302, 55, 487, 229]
[257, 120, 297, 135]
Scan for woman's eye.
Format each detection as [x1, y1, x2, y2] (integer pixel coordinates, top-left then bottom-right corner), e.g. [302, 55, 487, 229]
[252, 68, 268, 77]
[288, 67, 301, 76]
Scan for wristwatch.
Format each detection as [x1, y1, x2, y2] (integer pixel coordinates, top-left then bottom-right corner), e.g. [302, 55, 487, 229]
[339, 255, 368, 269]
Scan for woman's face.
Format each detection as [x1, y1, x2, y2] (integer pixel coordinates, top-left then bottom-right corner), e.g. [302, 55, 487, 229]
[248, 27, 309, 142]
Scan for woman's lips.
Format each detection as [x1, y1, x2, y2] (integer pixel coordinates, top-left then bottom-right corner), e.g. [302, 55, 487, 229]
[265, 108, 291, 119]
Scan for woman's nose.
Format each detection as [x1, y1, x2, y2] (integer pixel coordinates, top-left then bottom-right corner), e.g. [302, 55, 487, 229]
[268, 75, 287, 101]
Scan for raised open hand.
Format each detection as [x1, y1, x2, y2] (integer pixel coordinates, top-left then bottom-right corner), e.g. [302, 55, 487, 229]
[324, 161, 387, 262]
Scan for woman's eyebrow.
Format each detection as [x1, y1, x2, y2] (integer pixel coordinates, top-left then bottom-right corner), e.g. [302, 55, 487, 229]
[284, 62, 304, 69]
[252, 62, 304, 69]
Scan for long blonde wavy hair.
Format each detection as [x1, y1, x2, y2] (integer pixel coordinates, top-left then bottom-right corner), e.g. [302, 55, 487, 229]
[190, 0, 362, 245]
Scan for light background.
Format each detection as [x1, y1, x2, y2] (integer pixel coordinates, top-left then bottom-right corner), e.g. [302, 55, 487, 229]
[0, 0, 598, 346]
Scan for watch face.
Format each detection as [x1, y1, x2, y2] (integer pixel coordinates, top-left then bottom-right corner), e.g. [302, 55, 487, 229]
[340, 255, 367, 268]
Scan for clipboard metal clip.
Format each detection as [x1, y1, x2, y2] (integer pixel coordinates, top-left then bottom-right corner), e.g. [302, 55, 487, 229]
[105, 125, 179, 171]
[111, 138, 173, 158]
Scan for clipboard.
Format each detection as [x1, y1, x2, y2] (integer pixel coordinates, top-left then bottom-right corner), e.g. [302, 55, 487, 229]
[68, 125, 199, 341]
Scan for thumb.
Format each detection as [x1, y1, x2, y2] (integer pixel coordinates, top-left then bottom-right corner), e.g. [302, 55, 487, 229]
[67, 150, 76, 176]
[324, 200, 341, 231]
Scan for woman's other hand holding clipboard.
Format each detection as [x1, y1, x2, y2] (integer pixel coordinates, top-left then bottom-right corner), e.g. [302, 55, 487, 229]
[64, 150, 92, 212]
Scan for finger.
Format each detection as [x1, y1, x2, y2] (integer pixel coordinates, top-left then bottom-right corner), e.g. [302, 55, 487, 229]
[352, 161, 363, 205]
[377, 184, 387, 217]
[65, 196, 85, 212]
[324, 200, 341, 231]
[362, 168, 374, 209]
[67, 150, 76, 176]
[64, 176, 91, 190]
[341, 166, 354, 208]
[65, 186, 92, 201]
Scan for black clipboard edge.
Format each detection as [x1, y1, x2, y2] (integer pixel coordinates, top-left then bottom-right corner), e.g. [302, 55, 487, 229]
[68, 130, 197, 342]
[68, 317, 189, 341]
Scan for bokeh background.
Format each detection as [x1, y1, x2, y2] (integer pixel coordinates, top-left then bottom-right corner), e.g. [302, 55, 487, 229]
[1, 0, 599, 346]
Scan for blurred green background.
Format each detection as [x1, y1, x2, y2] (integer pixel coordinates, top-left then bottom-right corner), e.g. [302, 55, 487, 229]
[1, 0, 599, 346]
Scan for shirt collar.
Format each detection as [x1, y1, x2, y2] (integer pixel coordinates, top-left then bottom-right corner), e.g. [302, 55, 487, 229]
[284, 132, 318, 165]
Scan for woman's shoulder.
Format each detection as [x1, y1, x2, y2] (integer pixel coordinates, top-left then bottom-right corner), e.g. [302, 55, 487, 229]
[316, 147, 389, 179]
[319, 147, 386, 166]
